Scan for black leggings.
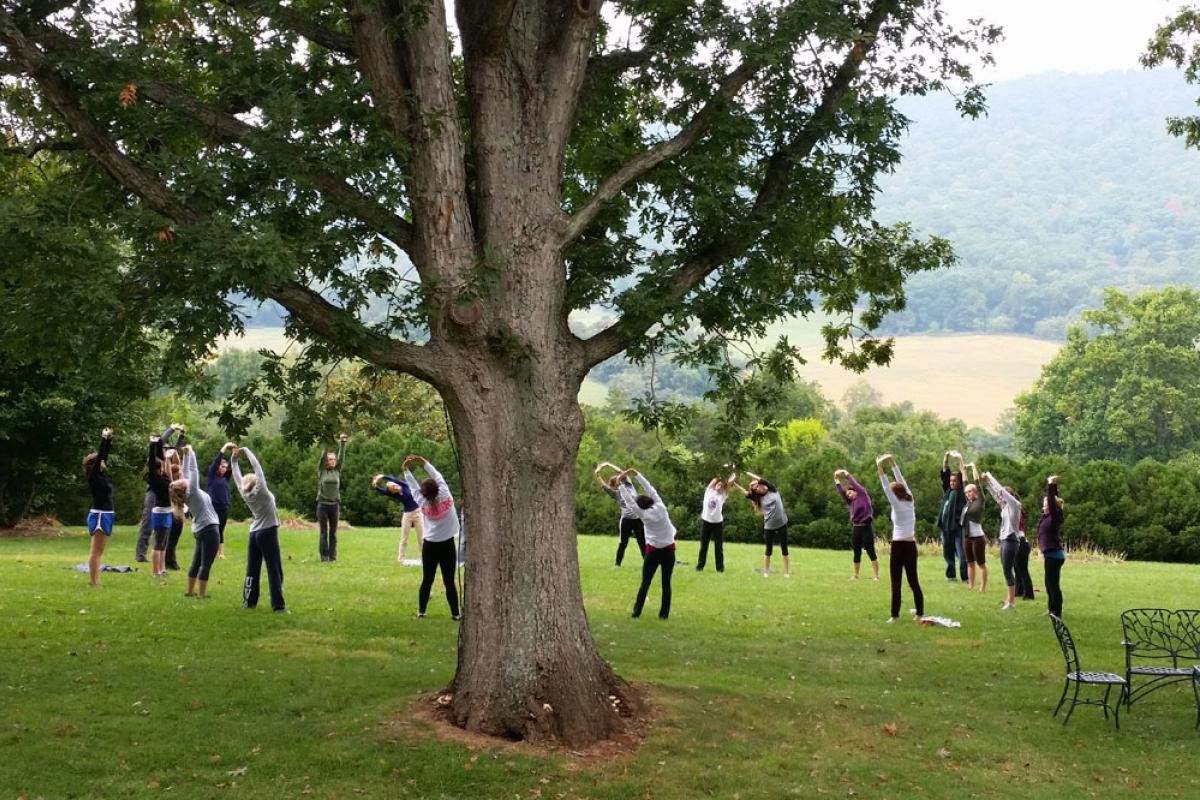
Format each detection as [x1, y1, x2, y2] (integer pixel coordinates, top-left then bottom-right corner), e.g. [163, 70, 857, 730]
[696, 520, 724, 571]
[615, 517, 646, 565]
[852, 522, 877, 563]
[419, 538, 460, 616]
[763, 525, 789, 557]
[889, 540, 924, 619]
[188, 524, 220, 581]
[1044, 555, 1065, 618]
[1015, 539, 1035, 599]
[999, 537, 1019, 587]
[152, 524, 170, 552]
[167, 517, 184, 566]
[317, 502, 339, 560]
[214, 503, 229, 544]
[244, 526, 286, 610]
[634, 546, 676, 619]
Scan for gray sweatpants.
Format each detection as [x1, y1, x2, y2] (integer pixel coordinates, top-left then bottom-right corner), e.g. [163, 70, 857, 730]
[135, 489, 154, 561]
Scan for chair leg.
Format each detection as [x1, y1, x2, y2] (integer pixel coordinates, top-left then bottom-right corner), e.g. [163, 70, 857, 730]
[1102, 685, 1111, 720]
[1114, 687, 1121, 731]
[1063, 681, 1081, 726]
[1053, 678, 1070, 717]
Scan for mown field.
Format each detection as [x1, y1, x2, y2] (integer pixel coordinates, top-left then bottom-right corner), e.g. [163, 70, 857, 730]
[223, 325, 1058, 430]
[1, 525, 1196, 799]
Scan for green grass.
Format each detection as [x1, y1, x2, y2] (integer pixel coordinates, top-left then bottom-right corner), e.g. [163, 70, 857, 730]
[1, 526, 1197, 799]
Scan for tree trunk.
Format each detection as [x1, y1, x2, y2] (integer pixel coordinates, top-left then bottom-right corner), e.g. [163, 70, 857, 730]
[439, 354, 643, 746]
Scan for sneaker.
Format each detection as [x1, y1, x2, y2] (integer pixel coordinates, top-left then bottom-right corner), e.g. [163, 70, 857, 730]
[872, 576, 880, 581]
[886, 617, 897, 624]
[850, 575, 859, 581]
[417, 612, 426, 618]
[784, 573, 792, 579]
[273, 608, 290, 614]
[631, 611, 641, 619]
[135, 556, 148, 563]
[184, 592, 196, 597]
[452, 614, 462, 621]
[1000, 602, 1015, 610]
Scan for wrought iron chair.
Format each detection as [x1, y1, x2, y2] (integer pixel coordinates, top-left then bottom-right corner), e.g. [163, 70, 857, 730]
[1193, 666, 1199, 729]
[1050, 614, 1128, 729]
[1120, 608, 1200, 709]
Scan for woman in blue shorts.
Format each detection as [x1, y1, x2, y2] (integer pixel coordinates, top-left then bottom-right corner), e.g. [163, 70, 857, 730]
[83, 427, 115, 587]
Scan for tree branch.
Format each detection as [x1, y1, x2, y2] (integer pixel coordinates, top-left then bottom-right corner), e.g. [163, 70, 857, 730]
[579, 0, 896, 368]
[560, 58, 761, 246]
[2, 21, 437, 380]
[346, 0, 412, 142]
[137, 78, 416, 256]
[216, 0, 355, 55]
[267, 279, 440, 381]
[0, 137, 80, 156]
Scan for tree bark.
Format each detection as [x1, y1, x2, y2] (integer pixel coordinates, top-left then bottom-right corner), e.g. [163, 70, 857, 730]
[436, 317, 644, 745]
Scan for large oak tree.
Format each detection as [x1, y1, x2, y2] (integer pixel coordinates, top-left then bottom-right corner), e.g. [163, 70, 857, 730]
[0, 0, 995, 745]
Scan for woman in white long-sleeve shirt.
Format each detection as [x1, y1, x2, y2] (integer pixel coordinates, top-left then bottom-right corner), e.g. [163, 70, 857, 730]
[615, 468, 677, 619]
[876, 454, 924, 623]
[403, 455, 460, 620]
[982, 471, 1022, 610]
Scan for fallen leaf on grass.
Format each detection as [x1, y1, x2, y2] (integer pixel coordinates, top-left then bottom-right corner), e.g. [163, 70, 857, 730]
[937, 748, 951, 758]
[227, 766, 247, 777]
[881, 723, 898, 737]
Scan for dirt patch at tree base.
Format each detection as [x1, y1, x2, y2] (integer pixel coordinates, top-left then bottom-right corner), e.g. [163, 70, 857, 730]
[378, 685, 658, 763]
[0, 517, 69, 538]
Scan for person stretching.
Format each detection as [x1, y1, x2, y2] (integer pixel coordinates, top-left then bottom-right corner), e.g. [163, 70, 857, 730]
[403, 455, 461, 619]
[231, 445, 287, 612]
[207, 446, 234, 560]
[1015, 506, 1036, 601]
[316, 434, 349, 562]
[876, 454, 924, 623]
[615, 468, 678, 619]
[596, 464, 645, 566]
[983, 471, 1022, 610]
[139, 423, 183, 567]
[961, 462, 988, 592]
[372, 472, 423, 561]
[174, 445, 221, 599]
[835, 469, 879, 580]
[83, 427, 115, 587]
[146, 431, 177, 578]
[937, 451, 968, 582]
[737, 472, 790, 577]
[696, 471, 735, 572]
[1037, 476, 1066, 618]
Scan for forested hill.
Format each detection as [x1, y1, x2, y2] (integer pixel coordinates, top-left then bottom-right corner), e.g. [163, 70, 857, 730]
[876, 68, 1200, 338]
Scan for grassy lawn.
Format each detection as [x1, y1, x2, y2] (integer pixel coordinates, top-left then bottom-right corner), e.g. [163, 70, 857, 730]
[1, 525, 1197, 799]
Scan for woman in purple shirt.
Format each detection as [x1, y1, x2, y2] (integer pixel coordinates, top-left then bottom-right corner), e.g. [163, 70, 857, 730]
[1038, 476, 1066, 618]
[835, 469, 879, 580]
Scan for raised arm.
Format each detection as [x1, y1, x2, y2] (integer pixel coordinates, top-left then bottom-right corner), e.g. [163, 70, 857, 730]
[891, 463, 910, 495]
[147, 436, 164, 474]
[93, 429, 112, 474]
[183, 447, 200, 494]
[336, 437, 348, 468]
[207, 451, 225, 483]
[230, 454, 244, 492]
[243, 448, 268, 493]
[422, 461, 451, 501]
[634, 472, 662, 505]
[1046, 477, 1063, 525]
[982, 472, 1016, 508]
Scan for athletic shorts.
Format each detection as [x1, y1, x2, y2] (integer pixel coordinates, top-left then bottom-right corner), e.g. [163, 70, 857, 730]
[151, 511, 174, 530]
[965, 535, 987, 565]
[87, 510, 114, 537]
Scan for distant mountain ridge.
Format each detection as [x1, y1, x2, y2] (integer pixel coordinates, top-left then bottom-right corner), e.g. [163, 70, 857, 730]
[876, 68, 1200, 338]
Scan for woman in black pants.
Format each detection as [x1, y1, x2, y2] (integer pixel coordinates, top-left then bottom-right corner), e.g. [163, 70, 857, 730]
[595, 463, 645, 566]
[403, 455, 461, 620]
[208, 445, 234, 560]
[1037, 476, 1066, 618]
[1015, 507, 1036, 600]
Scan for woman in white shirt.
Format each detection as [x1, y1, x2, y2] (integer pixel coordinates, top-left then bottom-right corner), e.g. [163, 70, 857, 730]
[696, 472, 735, 573]
[876, 454, 924, 623]
[615, 468, 678, 619]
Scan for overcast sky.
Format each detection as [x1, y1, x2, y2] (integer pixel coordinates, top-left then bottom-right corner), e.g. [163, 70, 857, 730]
[943, 0, 1183, 81]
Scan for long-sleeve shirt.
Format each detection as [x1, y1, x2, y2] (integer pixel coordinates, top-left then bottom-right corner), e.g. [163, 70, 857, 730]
[317, 441, 346, 503]
[938, 469, 966, 535]
[404, 462, 458, 542]
[206, 452, 231, 509]
[757, 489, 789, 531]
[182, 448, 219, 531]
[146, 437, 171, 510]
[87, 434, 114, 511]
[618, 474, 676, 548]
[375, 474, 419, 512]
[700, 484, 728, 524]
[601, 480, 639, 520]
[836, 473, 874, 526]
[231, 448, 280, 533]
[1037, 482, 1064, 554]
[983, 474, 1021, 540]
[880, 465, 916, 541]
